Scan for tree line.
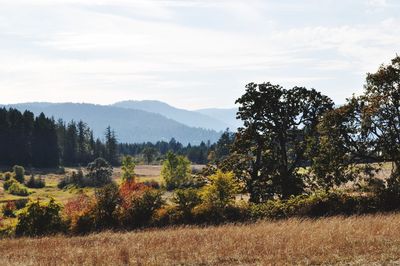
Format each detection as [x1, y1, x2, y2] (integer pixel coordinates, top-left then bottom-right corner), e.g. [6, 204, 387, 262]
[0, 109, 118, 168]
[118, 133, 234, 165]
[0, 109, 231, 168]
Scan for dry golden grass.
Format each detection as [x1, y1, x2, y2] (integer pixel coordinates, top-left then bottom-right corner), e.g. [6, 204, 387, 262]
[2, 214, 400, 265]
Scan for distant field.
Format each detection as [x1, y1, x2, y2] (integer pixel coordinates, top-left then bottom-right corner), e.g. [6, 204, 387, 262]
[1, 214, 400, 265]
[0, 165, 205, 204]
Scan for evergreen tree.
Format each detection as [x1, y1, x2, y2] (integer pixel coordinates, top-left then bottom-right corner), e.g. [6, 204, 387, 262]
[32, 113, 59, 167]
[64, 121, 78, 165]
[105, 126, 118, 165]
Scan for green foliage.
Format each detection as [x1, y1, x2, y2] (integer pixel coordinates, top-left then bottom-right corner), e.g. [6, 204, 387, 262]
[8, 182, 30, 196]
[249, 191, 378, 220]
[121, 155, 136, 182]
[104, 126, 118, 165]
[142, 147, 157, 164]
[362, 56, 400, 171]
[234, 82, 334, 202]
[309, 106, 360, 191]
[92, 183, 120, 229]
[201, 170, 240, 209]
[15, 199, 65, 237]
[119, 188, 163, 228]
[59, 158, 114, 189]
[58, 169, 84, 189]
[161, 152, 192, 190]
[214, 129, 235, 162]
[172, 188, 202, 220]
[13, 165, 25, 183]
[3, 172, 12, 181]
[86, 158, 113, 187]
[3, 178, 18, 191]
[26, 174, 46, 189]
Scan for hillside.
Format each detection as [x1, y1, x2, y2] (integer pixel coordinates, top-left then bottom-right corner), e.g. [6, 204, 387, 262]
[196, 107, 241, 130]
[4, 103, 221, 145]
[113, 100, 232, 131]
[1, 214, 399, 265]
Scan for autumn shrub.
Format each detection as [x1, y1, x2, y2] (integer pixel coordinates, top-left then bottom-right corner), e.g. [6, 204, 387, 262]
[15, 199, 65, 237]
[63, 194, 95, 234]
[152, 205, 180, 226]
[119, 180, 163, 228]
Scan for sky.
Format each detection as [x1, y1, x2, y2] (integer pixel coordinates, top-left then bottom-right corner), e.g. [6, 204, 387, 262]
[0, 0, 399, 110]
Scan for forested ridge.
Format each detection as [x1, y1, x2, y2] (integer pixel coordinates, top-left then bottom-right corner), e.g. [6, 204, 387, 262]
[0, 108, 231, 167]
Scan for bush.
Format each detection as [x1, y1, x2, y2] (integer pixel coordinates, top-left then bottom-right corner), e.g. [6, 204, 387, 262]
[2, 201, 16, 217]
[58, 169, 85, 189]
[13, 165, 25, 183]
[161, 152, 192, 190]
[249, 191, 378, 220]
[4, 178, 18, 191]
[63, 194, 95, 234]
[14, 199, 28, 210]
[26, 174, 46, 189]
[92, 183, 120, 229]
[4, 172, 12, 181]
[120, 189, 163, 228]
[172, 188, 202, 221]
[121, 155, 136, 182]
[15, 199, 65, 237]
[119, 180, 163, 228]
[87, 158, 113, 187]
[141, 180, 160, 189]
[201, 170, 240, 209]
[8, 182, 30, 196]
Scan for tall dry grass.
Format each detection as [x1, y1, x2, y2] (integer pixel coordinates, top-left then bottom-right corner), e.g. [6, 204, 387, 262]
[2, 214, 400, 265]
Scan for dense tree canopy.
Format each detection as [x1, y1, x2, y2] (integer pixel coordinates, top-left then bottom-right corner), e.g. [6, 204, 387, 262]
[233, 83, 334, 202]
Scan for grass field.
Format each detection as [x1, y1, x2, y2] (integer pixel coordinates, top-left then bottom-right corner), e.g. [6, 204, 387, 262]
[0, 165, 198, 204]
[1, 214, 400, 265]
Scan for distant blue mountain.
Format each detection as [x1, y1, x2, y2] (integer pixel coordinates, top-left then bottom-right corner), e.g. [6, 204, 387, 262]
[196, 107, 242, 130]
[4, 102, 221, 145]
[113, 100, 231, 131]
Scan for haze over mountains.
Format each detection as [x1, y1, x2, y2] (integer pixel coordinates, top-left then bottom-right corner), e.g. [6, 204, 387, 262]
[3, 101, 240, 145]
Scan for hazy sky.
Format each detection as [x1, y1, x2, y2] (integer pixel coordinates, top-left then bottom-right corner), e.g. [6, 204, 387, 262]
[1, 0, 399, 109]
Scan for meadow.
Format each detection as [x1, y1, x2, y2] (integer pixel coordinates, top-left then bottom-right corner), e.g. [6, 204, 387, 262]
[1, 214, 400, 265]
[0, 165, 184, 204]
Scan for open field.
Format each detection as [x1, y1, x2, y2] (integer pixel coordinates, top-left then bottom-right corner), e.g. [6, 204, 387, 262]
[0, 165, 205, 204]
[1, 214, 400, 265]
[0, 165, 164, 204]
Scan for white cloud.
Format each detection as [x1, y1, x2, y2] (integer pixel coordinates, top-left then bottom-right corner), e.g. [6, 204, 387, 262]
[0, 1, 399, 108]
[367, 0, 387, 7]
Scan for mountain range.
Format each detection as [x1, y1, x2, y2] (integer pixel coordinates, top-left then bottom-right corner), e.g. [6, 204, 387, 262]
[3, 101, 241, 145]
